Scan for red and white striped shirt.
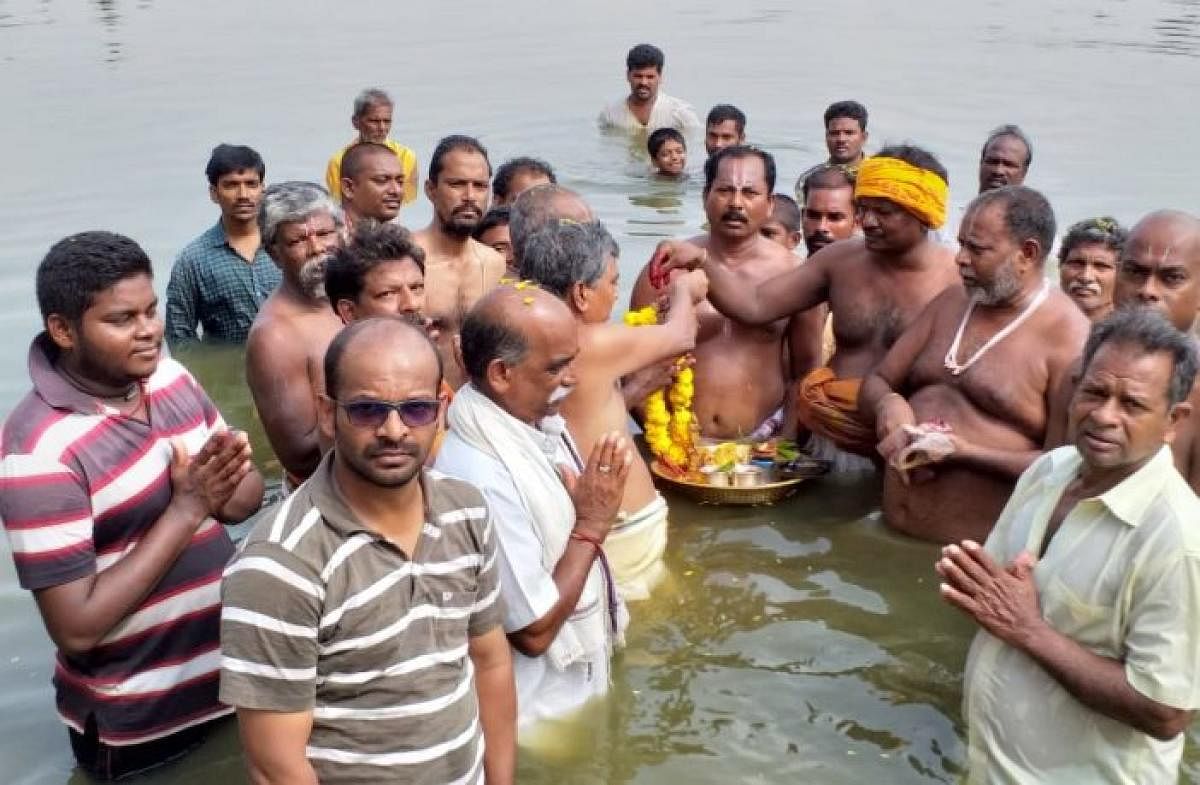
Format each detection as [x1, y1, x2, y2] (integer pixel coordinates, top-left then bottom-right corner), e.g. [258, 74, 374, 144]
[0, 336, 234, 746]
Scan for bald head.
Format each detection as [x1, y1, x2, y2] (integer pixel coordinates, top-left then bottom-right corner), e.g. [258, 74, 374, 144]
[460, 284, 579, 423]
[1116, 210, 1200, 332]
[509, 184, 594, 265]
[324, 317, 442, 400]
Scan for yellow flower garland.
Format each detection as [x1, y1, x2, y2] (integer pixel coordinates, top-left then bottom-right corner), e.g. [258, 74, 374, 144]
[623, 306, 696, 468]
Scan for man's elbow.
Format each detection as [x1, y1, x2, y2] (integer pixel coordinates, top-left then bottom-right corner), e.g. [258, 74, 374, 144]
[507, 628, 551, 658]
[52, 629, 103, 659]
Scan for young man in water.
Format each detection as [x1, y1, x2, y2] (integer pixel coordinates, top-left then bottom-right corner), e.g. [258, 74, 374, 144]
[325, 87, 418, 205]
[704, 103, 746, 156]
[793, 100, 869, 196]
[521, 219, 707, 599]
[492, 157, 556, 207]
[166, 143, 279, 348]
[0, 231, 263, 780]
[861, 186, 1088, 544]
[413, 135, 507, 391]
[338, 142, 406, 231]
[245, 181, 346, 487]
[597, 43, 701, 136]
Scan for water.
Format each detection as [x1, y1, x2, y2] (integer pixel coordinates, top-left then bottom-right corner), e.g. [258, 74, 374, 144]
[1, 0, 1198, 782]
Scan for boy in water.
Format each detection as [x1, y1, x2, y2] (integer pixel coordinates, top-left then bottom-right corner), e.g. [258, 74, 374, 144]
[648, 128, 687, 178]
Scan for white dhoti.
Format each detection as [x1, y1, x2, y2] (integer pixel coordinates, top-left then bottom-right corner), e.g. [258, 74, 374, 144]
[605, 494, 669, 602]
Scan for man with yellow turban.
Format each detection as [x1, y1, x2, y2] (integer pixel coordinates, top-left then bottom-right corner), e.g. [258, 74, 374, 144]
[647, 145, 960, 473]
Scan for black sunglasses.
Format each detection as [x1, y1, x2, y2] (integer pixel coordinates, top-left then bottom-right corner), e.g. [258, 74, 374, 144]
[327, 396, 441, 429]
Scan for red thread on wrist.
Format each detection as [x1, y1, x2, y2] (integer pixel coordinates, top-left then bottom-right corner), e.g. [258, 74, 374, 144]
[570, 529, 604, 553]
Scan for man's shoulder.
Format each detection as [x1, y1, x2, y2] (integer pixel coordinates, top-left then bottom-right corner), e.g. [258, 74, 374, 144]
[175, 224, 222, 262]
[0, 389, 66, 462]
[424, 468, 489, 514]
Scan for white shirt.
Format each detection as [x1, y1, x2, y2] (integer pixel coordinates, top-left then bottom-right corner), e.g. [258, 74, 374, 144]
[965, 446, 1200, 784]
[597, 91, 701, 136]
[435, 417, 612, 728]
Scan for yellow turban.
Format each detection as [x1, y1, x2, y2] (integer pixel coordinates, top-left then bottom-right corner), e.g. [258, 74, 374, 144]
[855, 156, 949, 229]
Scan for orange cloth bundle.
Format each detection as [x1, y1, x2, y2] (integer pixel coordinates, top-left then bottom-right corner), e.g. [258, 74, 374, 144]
[795, 367, 877, 457]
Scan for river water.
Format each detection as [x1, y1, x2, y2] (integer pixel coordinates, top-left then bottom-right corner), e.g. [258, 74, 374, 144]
[1, 0, 1198, 782]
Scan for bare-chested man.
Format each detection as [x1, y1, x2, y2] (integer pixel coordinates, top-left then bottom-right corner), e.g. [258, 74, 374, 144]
[1049, 210, 1200, 491]
[631, 145, 803, 440]
[523, 218, 706, 600]
[861, 186, 1089, 544]
[245, 182, 345, 486]
[651, 146, 959, 470]
[414, 135, 506, 390]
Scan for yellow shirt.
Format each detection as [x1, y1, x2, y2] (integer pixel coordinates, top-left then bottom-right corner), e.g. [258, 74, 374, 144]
[964, 445, 1200, 785]
[325, 138, 419, 205]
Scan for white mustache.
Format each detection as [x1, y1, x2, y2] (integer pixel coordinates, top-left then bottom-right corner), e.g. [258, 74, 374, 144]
[1068, 281, 1102, 297]
[547, 385, 573, 405]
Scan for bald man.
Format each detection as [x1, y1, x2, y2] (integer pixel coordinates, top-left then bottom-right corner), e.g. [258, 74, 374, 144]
[436, 285, 632, 733]
[509, 184, 595, 267]
[861, 186, 1089, 544]
[339, 142, 405, 230]
[1049, 210, 1200, 491]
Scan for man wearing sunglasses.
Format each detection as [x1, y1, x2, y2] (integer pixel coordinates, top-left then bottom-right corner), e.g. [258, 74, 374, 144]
[221, 317, 516, 785]
[435, 285, 634, 737]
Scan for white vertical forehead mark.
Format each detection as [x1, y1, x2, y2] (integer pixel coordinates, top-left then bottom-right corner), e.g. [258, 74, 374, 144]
[718, 157, 760, 189]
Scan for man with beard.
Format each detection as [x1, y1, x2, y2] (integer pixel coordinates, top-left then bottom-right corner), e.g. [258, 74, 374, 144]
[166, 143, 279, 347]
[630, 145, 804, 440]
[414, 135, 506, 390]
[793, 101, 869, 196]
[597, 43, 701, 136]
[246, 182, 346, 487]
[325, 88, 418, 205]
[978, 124, 1032, 193]
[338, 142, 405, 231]
[651, 146, 959, 471]
[860, 186, 1089, 544]
[222, 318, 516, 785]
[1048, 210, 1200, 492]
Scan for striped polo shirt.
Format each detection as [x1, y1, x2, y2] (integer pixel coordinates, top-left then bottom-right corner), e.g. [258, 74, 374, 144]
[219, 452, 502, 785]
[0, 335, 235, 745]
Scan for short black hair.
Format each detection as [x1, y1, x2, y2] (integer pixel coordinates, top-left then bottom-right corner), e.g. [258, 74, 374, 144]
[460, 301, 529, 389]
[648, 127, 686, 158]
[770, 194, 802, 233]
[704, 145, 777, 194]
[706, 104, 746, 134]
[1083, 307, 1198, 406]
[325, 222, 426, 311]
[428, 135, 491, 183]
[981, 124, 1033, 169]
[324, 316, 442, 400]
[801, 164, 856, 201]
[1058, 217, 1128, 264]
[969, 185, 1056, 263]
[626, 43, 664, 72]
[473, 207, 511, 240]
[205, 144, 265, 186]
[493, 157, 556, 203]
[824, 101, 868, 132]
[341, 142, 397, 183]
[874, 144, 949, 186]
[37, 231, 153, 324]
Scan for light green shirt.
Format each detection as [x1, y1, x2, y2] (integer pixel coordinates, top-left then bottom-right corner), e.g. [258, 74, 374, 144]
[964, 445, 1200, 785]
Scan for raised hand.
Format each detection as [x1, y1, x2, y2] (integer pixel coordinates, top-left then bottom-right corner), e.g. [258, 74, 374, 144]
[648, 240, 707, 289]
[562, 432, 633, 542]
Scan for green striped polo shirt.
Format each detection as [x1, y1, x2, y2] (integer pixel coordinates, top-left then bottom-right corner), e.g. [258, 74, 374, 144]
[219, 451, 502, 785]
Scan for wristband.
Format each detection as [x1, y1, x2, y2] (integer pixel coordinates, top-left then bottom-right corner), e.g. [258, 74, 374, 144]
[570, 529, 605, 553]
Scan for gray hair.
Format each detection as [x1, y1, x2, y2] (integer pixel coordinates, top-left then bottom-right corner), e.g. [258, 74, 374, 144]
[981, 123, 1033, 169]
[509, 184, 591, 265]
[519, 220, 619, 298]
[1083, 307, 1199, 406]
[1058, 216, 1128, 263]
[353, 88, 392, 118]
[258, 181, 344, 250]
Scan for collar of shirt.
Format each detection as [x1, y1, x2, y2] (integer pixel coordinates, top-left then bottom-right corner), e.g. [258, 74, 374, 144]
[1045, 445, 1175, 527]
[306, 450, 438, 542]
[27, 333, 134, 416]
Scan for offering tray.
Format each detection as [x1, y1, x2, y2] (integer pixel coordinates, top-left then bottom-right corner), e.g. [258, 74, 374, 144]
[650, 458, 827, 506]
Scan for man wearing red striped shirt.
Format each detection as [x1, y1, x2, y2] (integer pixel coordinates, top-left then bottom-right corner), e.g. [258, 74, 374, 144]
[0, 231, 264, 780]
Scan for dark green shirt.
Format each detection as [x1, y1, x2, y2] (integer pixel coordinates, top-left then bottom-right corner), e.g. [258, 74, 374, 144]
[165, 222, 281, 347]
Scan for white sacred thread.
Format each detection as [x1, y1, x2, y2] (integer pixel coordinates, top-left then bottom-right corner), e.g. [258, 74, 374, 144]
[943, 279, 1050, 376]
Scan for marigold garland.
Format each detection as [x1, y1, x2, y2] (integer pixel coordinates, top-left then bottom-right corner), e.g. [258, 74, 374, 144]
[623, 305, 695, 468]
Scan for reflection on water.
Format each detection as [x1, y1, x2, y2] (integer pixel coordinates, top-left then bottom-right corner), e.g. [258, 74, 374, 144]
[1, 0, 1198, 782]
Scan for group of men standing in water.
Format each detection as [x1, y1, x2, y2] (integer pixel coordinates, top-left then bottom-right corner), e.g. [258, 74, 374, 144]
[3, 39, 1200, 785]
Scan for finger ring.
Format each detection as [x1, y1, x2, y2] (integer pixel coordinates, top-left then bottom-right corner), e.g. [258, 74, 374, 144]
[598, 464, 612, 474]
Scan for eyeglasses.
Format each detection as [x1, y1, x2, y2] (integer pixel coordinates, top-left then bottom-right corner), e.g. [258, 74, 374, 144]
[327, 396, 442, 429]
